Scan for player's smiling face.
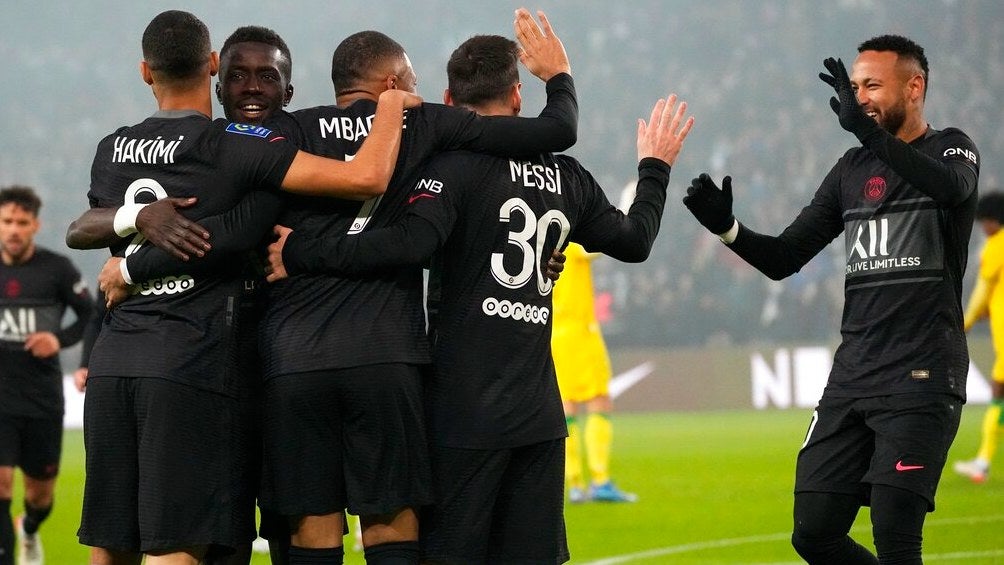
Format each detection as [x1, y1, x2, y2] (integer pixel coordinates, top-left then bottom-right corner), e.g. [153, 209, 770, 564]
[217, 41, 292, 125]
[850, 50, 917, 137]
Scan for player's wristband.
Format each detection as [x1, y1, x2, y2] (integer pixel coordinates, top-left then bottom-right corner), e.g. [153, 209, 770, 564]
[120, 258, 135, 285]
[113, 203, 148, 237]
[718, 219, 740, 244]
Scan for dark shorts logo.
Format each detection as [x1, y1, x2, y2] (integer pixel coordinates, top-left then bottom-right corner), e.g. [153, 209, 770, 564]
[864, 176, 887, 201]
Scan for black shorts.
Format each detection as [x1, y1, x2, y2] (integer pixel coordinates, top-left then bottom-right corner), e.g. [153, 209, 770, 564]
[0, 412, 62, 479]
[77, 376, 256, 553]
[795, 392, 963, 511]
[261, 364, 433, 517]
[420, 439, 569, 564]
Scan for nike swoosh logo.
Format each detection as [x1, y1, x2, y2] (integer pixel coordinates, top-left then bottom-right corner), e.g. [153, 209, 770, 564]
[408, 193, 434, 204]
[895, 460, 925, 472]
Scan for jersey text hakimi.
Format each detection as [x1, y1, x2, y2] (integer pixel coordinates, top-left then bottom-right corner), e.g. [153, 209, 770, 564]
[112, 135, 184, 164]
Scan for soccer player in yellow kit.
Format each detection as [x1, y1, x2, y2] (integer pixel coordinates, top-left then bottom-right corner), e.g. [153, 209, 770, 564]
[955, 191, 1004, 483]
[551, 242, 636, 503]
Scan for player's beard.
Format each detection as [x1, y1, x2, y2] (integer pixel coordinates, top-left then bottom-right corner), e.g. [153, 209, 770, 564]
[877, 97, 908, 136]
[1, 237, 29, 263]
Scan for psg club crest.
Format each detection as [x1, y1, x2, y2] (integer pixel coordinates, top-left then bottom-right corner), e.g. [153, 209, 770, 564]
[4, 279, 21, 298]
[864, 176, 887, 201]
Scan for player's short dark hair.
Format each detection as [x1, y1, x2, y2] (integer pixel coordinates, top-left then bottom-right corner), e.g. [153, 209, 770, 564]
[858, 34, 929, 98]
[221, 25, 292, 81]
[977, 192, 1004, 224]
[142, 10, 212, 81]
[331, 31, 406, 94]
[0, 185, 41, 216]
[446, 35, 520, 107]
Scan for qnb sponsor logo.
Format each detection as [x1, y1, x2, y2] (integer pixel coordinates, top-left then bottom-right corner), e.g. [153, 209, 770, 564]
[135, 275, 196, 297]
[944, 147, 978, 165]
[482, 297, 550, 325]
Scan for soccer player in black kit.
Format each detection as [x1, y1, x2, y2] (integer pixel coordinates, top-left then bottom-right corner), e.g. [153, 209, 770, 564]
[254, 11, 576, 565]
[0, 186, 93, 565]
[684, 35, 978, 564]
[69, 23, 299, 565]
[265, 35, 694, 564]
[87, 9, 577, 565]
[71, 10, 418, 565]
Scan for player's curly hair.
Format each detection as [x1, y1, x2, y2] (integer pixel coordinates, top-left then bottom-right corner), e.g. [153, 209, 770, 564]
[0, 185, 41, 216]
[331, 31, 406, 94]
[221, 25, 292, 81]
[446, 35, 520, 108]
[858, 34, 929, 99]
[142, 10, 212, 82]
[977, 191, 1004, 224]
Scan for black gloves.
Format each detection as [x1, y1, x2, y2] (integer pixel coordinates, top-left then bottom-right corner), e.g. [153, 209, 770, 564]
[683, 173, 735, 235]
[818, 57, 880, 140]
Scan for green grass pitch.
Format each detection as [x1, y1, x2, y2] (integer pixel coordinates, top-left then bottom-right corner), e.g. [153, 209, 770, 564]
[15, 407, 1001, 563]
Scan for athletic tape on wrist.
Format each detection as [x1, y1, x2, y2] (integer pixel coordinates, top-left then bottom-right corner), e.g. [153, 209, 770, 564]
[113, 203, 148, 237]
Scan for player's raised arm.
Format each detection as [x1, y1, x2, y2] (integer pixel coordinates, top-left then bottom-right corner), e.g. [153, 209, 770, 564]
[279, 89, 422, 198]
[514, 8, 570, 81]
[576, 94, 694, 263]
[637, 93, 693, 166]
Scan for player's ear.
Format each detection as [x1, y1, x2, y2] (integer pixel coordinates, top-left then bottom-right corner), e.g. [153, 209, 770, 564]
[511, 83, 522, 115]
[908, 73, 925, 104]
[284, 84, 294, 107]
[385, 74, 398, 91]
[209, 51, 220, 77]
[215, 82, 223, 105]
[140, 60, 154, 85]
[443, 88, 454, 106]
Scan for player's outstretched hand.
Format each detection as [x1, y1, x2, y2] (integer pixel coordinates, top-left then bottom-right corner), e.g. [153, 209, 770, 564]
[637, 93, 694, 166]
[266, 225, 292, 283]
[514, 8, 570, 81]
[818, 57, 878, 139]
[97, 256, 131, 309]
[136, 197, 210, 261]
[683, 174, 735, 235]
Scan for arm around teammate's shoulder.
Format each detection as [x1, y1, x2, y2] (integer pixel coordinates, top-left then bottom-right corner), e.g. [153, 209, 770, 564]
[280, 89, 422, 199]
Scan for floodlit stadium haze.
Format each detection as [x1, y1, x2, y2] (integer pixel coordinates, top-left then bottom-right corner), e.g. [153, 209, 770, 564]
[5, 0, 1004, 563]
[5, 0, 1001, 368]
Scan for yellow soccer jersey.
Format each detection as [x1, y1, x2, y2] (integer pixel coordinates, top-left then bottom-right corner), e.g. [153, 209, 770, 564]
[977, 230, 1004, 382]
[551, 243, 612, 401]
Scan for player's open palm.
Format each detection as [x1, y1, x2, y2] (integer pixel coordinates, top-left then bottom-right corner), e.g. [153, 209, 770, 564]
[637, 94, 694, 166]
[514, 8, 570, 81]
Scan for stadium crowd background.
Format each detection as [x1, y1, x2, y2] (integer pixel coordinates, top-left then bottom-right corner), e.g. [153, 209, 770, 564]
[1, 0, 1001, 352]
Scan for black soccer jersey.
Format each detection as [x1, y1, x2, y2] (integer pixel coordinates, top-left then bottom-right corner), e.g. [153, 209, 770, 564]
[729, 126, 979, 400]
[261, 74, 578, 379]
[280, 154, 672, 448]
[85, 110, 297, 395]
[0, 248, 92, 417]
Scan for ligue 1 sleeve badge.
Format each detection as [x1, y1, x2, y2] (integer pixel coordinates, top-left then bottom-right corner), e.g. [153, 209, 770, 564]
[864, 176, 887, 201]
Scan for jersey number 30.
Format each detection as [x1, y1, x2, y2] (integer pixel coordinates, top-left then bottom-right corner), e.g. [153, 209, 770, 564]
[491, 197, 569, 296]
